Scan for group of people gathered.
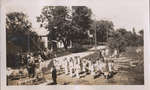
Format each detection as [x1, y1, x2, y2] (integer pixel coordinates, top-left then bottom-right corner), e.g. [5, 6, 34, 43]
[26, 53, 44, 79]
[8, 48, 118, 85]
[51, 50, 116, 83]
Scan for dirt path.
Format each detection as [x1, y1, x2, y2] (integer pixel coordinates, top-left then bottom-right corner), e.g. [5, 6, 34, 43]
[7, 48, 95, 85]
[8, 46, 144, 85]
[41, 56, 144, 85]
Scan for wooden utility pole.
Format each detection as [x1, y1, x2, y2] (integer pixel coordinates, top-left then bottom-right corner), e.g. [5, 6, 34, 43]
[95, 21, 97, 51]
[92, 14, 97, 51]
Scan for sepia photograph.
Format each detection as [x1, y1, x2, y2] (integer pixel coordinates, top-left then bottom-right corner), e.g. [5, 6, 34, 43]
[1, 0, 148, 87]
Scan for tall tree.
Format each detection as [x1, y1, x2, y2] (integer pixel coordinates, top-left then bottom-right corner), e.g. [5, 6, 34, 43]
[6, 12, 32, 52]
[137, 29, 144, 46]
[37, 6, 93, 49]
[92, 20, 114, 43]
[6, 12, 44, 67]
[6, 12, 43, 52]
[71, 6, 93, 42]
[108, 28, 129, 53]
[107, 28, 144, 54]
[139, 30, 144, 37]
[37, 6, 72, 50]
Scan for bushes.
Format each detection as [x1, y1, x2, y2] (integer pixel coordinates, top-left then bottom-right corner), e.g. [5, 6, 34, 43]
[108, 28, 143, 53]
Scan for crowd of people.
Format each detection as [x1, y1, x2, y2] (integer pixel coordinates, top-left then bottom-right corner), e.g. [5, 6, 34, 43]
[50, 50, 116, 83]
[7, 49, 118, 85]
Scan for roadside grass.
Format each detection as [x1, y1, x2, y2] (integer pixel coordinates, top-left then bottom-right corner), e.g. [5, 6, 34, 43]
[120, 46, 144, 84]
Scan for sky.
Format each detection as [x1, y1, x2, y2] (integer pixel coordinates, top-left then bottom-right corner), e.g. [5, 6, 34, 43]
[3, 0, 149, 35]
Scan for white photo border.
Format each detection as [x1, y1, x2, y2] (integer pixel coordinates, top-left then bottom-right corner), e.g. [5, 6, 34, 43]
[0, 0, 150, 90]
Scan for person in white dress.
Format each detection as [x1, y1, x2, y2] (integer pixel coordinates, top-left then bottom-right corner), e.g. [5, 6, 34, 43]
[105, 48, 110, 57]
[90, 62, 95, 78]
[35, 55, 44, 79]
[69, 57, 74, 77]
[95, 60, 100, 75]
[82, 59, 87, 73]
[112, 49, 118, 58]
[102, 60, 110, 79]
[108, 60, 114, 73]
[101, 49, 105, 57]
[88, 60, 92, 72]
[75, 63, 80, 78]
[64, 57, 69, 75]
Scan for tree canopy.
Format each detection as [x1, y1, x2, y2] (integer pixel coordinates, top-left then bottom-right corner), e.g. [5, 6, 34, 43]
[107, 28, 144, 53]
[6, 12, 44, 67]
[91, 20, 114, 43]
[37, 6, 93, 49]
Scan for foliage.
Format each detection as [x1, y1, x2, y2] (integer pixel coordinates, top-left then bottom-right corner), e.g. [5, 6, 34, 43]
[137, 30, 144, 46]
[107, 28, 144, 53]
[71, 6, 93, 42]
[37, 6, 73, 49]
[91, 20, 114, 42]
[37, 6, 93, 49]
[6, 12, 44, 67]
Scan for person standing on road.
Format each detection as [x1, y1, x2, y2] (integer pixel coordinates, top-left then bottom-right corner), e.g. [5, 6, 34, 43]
[30, 54, 36, 78]
[75, 62, 80, 78]
[64, 58, 69, 75]
[108, 60, 115, 74]
[90, 62, 95, 79]
[99, 50, 104, 61]
[88, 58, 92, 73]
[101, 49, 105, 57]
[27, 54, 33, 78]
[69, 57, 74, 77]
[82, 59, 87, 73]
[103, 60, 110, 79]
[112, 49, 118, 58]
[51, 66, 57, 84]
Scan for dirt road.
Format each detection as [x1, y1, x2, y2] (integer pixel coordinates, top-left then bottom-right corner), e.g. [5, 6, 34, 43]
[42, 56, 144, 85]
[8, 46, 144, 85]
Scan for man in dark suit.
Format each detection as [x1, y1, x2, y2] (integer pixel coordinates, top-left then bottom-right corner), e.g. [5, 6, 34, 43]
[52, 66, 57, 84]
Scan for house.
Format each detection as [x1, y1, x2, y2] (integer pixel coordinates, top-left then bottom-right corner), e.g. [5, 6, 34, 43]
[39, 35, 72, 50]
